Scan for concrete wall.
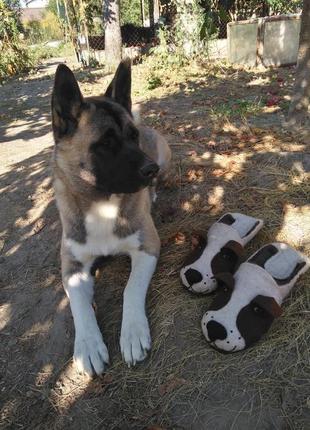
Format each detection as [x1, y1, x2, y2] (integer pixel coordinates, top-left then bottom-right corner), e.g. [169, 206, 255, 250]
[208, 38, 228, 59]
[263, 18, 301, 66]
[228, 21, 258, 66]
[228, 14, 301, 67]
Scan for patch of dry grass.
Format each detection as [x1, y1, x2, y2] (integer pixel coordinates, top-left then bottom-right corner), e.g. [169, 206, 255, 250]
[50, 98, 309, 429]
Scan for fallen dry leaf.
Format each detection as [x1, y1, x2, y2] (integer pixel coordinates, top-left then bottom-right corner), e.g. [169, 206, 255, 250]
[31, 218, 46, 235]
[186, 168, 204, 182]
[158, 377, 187, 396]
[173, 232, 186, 245]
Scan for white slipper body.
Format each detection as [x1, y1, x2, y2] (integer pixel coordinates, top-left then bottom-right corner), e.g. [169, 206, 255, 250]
[201, 242, 309, 352]
[180, 213, 263, 294]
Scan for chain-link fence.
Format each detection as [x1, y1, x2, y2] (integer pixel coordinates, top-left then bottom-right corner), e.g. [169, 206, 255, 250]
[208, 0, 302, 39]
[88, 24, 157, 51]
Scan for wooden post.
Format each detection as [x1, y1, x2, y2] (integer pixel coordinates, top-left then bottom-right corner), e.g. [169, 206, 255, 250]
[148, 0, 154, 27]
[141, 0, 145, 26]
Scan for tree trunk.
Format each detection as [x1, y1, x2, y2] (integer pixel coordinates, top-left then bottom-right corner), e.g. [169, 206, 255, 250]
[104, 0, 122, 72]
[148, 0, 154, 27]
[287, 0, 310, 126]
[154, 0, 160, 23]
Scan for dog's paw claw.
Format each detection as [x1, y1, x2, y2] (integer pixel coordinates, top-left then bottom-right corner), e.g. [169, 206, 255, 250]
[120, 315, 151, 366]
[74, 333, 109, 377]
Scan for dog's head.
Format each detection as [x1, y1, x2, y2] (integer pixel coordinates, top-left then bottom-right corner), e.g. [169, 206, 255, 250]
[52, 59, 159, 196]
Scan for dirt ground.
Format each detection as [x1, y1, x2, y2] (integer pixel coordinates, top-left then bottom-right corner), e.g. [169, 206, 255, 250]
[0, 56, 309, 430]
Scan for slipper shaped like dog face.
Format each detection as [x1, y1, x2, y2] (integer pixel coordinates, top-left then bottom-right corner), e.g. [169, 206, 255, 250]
[180, 213, 263, 294]
[201, 243, 309, 352]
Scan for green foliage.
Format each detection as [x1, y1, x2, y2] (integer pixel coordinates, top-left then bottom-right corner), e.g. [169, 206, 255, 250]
[149, 1, 213, 71]
[265, 0, 302, 14]
[29, 41, 74, 61]
[200, 11, 218, 41]
[146, 72, 162, 90]
[0, 0, 20, 42]
[84, 0, 145, 30]
[0, 0, 34, 81]
[174, 0, 206, 56]
[211, 98, 263, 119]
[24, 11, 63, 44]
[85, 0, 102, 34]
[201, 0, 302, 23]
[120, 0, 144, 26]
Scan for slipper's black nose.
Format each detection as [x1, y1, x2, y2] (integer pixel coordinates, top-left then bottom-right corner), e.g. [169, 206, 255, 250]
[184, 268, 202, 286]
[207, 320, 227, 342]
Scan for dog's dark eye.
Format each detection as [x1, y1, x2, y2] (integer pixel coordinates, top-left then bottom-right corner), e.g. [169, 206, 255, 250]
[91, 129, 120, 154]
[127, 126, 139, 142]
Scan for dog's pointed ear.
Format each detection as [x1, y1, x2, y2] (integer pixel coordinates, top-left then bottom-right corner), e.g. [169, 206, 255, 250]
[52, 64, 83, 141]
[104, 58, 132, 114]
[214, 272, 235, 290]
[252, 295, 283, 318]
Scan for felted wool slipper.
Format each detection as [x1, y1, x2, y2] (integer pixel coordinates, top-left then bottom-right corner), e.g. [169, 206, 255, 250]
[201, 242, 309, 352]
[180, 213, 264, 294]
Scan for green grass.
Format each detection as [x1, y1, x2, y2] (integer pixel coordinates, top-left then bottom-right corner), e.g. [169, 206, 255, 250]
[211, 97, 264, 119]
[29, 42, 75, 62]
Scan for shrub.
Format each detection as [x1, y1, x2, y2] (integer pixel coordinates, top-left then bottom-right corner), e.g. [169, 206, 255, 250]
[24, 11, 63, 44]
[0, 0, 34, 81]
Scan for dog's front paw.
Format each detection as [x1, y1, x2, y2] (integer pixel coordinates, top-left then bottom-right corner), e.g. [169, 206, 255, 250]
[74, 331, 109, 377]
[120, 313, 151, 366]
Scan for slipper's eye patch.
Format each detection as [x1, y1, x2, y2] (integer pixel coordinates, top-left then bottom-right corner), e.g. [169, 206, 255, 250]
[208, 272, 235, 310]
[218, 214, 235, 225]
[211, 240, 243, 275]
[237, 295, 282, 348]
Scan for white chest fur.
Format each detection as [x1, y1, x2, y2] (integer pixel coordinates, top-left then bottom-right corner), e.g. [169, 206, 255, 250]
[66, 198, 140, 262]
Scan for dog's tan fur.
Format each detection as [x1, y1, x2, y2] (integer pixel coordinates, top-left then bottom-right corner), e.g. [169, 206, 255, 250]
[52, 60, 171, 375]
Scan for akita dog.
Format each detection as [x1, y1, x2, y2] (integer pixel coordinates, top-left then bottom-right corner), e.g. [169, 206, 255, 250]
[51, 59, 171, 376]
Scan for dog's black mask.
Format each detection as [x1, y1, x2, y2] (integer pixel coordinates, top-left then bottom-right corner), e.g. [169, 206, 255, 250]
[90, 122, 159, 194]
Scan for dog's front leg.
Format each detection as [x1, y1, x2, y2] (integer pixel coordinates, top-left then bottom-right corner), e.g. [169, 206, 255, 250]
[120, 249, 158, 366]
[62, 251, 109, 376]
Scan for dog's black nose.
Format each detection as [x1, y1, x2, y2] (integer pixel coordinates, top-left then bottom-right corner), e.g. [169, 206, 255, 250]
[207, 320, 227, 342]
[184, 268, 203, 286]
[140, 162, 159, 179]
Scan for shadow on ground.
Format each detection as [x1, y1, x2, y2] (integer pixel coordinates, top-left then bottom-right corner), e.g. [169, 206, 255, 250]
[0, 61, 309, 430]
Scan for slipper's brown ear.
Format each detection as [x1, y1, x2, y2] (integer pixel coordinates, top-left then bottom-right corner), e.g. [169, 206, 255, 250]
[223, 240, 244, 259]
[252, 295, 283, 318]
[211, 240, 243, 275]
[214, 272, 235, 290]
